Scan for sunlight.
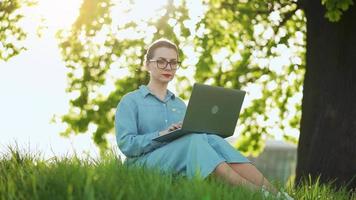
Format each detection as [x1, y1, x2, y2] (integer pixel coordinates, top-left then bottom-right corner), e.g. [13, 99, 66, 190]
[1, 0, 303, 159]
[110, 0, 184, 42]
[37, 0, 82, 29]
[112, 0, 170, 28]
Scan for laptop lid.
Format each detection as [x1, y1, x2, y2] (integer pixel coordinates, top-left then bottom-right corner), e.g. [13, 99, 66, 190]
[181, 83, 246, 138]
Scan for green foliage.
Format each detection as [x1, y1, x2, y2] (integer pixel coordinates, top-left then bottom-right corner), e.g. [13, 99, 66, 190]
[1, 148, 353, 200]
[322, 0, 354, 22]
[0, 0, 36, 61]
[56, 0, 352, 155]
[194, 0, 306, 155]
[56, 0, 307, 155]
[56, 0, 190, 151]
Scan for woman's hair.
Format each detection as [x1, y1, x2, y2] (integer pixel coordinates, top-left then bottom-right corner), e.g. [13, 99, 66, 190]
[144, 38, 178, 65]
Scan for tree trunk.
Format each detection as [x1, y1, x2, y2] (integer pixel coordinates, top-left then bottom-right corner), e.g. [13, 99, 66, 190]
[296, 1, 356, 190]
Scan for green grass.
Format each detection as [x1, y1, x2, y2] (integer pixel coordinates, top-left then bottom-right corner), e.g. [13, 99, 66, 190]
[0, 147, 354, 200]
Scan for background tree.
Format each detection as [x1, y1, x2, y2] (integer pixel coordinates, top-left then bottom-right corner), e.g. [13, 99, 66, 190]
[56, 0, 190, 149]
[56, 0, 355, 189]
[57, 0, 304, 155]
[192, 0, 305, 155]
[296, 0, 355, 190]
[0, 0, 36, 61]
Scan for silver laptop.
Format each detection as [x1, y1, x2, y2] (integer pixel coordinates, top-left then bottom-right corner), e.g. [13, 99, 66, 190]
[152, 83, 246, 142]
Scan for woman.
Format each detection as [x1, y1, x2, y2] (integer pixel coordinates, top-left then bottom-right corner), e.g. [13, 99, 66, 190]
[115, 38, 292, 198]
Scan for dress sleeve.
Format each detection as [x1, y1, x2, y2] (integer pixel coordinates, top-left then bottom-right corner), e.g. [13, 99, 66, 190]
[115, 97, 162, 157]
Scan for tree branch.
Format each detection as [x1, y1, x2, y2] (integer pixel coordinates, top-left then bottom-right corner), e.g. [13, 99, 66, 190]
[273, 3, 299, 34]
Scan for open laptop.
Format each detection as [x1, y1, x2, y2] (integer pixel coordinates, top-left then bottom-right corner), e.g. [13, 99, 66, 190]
[152, 83, 246, 142]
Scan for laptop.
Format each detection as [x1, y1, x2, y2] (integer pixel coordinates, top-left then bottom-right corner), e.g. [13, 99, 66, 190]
[152, 83, 246, 142]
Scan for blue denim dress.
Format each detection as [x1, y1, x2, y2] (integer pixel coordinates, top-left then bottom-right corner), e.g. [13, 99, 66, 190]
[115, 85, 249, 179]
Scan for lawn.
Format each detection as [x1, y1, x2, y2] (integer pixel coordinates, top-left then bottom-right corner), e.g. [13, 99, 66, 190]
[0, 147, 353, 200]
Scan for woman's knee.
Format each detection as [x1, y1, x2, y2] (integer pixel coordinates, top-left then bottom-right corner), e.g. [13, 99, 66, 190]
[207, 134, 226, 145]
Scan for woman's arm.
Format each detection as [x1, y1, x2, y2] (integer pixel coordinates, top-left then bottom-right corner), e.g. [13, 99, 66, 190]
[115, 98, 162, 157]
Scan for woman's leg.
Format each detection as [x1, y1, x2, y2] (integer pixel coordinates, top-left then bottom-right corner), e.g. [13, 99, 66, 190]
[204, 134, 277, 193]
[211, 161, 259, 191]
[228, 163, 278, 194]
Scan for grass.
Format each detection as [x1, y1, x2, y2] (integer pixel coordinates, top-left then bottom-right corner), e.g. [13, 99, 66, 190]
[0, 146, 354, 200]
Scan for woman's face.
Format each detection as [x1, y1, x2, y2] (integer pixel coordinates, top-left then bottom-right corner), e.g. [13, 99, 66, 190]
[146, 47, 178, 84]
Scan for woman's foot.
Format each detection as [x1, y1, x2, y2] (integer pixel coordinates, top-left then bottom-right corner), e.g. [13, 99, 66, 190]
[276, 191, 294, 200]
[261, 186, 294, 200]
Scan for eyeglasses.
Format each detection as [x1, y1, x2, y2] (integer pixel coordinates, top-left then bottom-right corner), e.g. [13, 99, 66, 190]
[149, 59, 181, 70]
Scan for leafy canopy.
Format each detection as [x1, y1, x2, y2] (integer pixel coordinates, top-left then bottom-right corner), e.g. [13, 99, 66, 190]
[55, 0, 351, 155]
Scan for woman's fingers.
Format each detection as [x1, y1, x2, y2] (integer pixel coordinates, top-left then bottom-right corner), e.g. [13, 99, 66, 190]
[168, 125, 175, 131]
[175, 123, 182, 128]
[168, 123, 182, 131]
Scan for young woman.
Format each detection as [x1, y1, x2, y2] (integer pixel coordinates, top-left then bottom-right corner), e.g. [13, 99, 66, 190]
[115, 38, 292, 198]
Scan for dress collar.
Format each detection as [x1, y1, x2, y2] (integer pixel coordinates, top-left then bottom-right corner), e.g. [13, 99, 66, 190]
[139, 85, 175, 100]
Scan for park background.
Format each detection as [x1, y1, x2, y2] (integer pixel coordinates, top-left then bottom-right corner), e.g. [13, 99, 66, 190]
[1, 0, 355, 190]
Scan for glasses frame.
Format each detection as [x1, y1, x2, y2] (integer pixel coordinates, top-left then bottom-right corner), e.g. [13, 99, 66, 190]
[149, 59, 181, 70]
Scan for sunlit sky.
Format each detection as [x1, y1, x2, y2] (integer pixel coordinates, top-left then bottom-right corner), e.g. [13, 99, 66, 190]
[0, 0, 299, 159]
[0, 0, 187, 158]
[0, 0, 98, 158]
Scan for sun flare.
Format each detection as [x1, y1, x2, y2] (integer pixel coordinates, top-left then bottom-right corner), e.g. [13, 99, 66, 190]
[37, 0, 82, 29]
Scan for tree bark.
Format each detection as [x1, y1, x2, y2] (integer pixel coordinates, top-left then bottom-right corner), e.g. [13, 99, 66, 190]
[296, 1, 356, 190]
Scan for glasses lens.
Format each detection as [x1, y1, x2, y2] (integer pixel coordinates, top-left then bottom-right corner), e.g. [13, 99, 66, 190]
[170, 61, 180, 70]
[170, 61, 178, 67]
[156, 60, 167, 68]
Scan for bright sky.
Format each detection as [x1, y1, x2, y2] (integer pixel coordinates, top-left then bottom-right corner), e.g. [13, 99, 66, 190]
[0, 0, 104, 158]
[0, 0, 300, 159]
[0, 0, 184, 159]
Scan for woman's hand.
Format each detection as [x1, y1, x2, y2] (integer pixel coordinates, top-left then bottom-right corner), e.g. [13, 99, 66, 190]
[159, 122, 182, 136]
[168, 122, 182, 131]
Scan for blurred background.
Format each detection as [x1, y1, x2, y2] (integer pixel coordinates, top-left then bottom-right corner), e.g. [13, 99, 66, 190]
[1, 0, 354, 187]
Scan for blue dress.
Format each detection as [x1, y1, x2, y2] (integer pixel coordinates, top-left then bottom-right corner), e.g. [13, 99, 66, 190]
[115, 85, 249, 179]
